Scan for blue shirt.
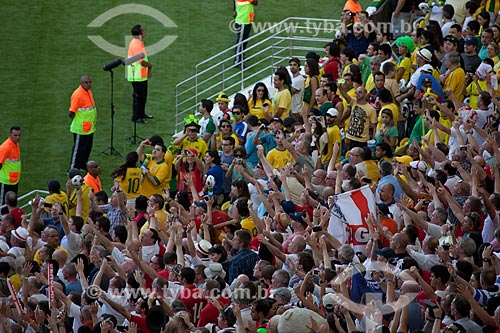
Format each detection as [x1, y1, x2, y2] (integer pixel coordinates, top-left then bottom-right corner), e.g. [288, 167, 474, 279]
[377, 175, 404, 199]
[207, 165, 224, 195]
[234, 121, 249, 143]
[345, 33, 371, 59]
[229, 248, 259, 283]
[245, 132, 276, 167]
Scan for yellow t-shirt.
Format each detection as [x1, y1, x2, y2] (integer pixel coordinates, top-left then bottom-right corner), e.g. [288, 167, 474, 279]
[397, 57, 411, 83]
[34, 246, 68, 265]
[240, 216, 257, 238]
[214, 132, 240, 148]
[176, 137, 208, 160]
[444, 67, 466, 102]
[45, 192, 69, 215]
[140, 209, 170, 235]
[69, 184, 92, 221]
[266, 147, 293, 169]
[345, 102, 377, 142]
[322, 124, 341, 165]
[140, 153, 172, 197]
[365, 74, 375, 93]
[341, 87, 357, 128]
[248, 98, 272, 120]
[115, 167, 142, 199]
[465, 80, 487, 109]
[273, 88, 292, 120]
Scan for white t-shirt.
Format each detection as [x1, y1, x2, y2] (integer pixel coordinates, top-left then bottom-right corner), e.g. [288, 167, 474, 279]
[290, 74, 305, 114]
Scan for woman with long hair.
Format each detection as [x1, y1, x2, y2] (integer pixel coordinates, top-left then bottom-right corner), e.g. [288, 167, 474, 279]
[111, 151, 141, 203]
[375, 109, 398, 150]
[233, 92, 249, 116]
[248, 82, 272, 120]
[477, 10, 491, 34]
[175, 148, 204, 201]
[302, 58, 320, 117]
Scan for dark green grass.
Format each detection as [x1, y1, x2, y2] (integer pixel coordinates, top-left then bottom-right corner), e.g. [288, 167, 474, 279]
[2, 0, 370, 195]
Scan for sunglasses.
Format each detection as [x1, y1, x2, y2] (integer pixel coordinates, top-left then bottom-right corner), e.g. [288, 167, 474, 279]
[233, 112, 241, 115]
[188, 128, 199, 132]
[220, 125, 231, 128]
[234, 154, 243, 158]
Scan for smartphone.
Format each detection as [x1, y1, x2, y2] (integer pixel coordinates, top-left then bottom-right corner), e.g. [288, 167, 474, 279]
[43, 202, 53, 208]
[263, 103, 269, 107]
[312, 226, 323, 232]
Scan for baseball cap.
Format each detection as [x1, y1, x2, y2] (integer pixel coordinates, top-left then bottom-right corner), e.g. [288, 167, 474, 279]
[409, 160, 428, 172]
[464, 37, 478, 46]
[417, 48, 432, 62]
[395, 155, 413, 167]
[376, 247, 396, 259]
[326, 108, 339, 117]
[271, 117, 283, 124]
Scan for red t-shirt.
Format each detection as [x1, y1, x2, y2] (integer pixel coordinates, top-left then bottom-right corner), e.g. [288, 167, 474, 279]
[131, 314, 150, 333]
[197, 296, 230, 327]
[177, 284, 205, 323]
[9, 208, 25, 228]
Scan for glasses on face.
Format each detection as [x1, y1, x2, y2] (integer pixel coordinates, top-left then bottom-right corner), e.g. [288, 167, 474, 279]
[188, 128, 199, 133]
[82, 81, 92, 83]
[221, 143, 232, 146]
[234, 154, 243, 158]
[220, 125, 231, 128]
[233, 112, 241, 115]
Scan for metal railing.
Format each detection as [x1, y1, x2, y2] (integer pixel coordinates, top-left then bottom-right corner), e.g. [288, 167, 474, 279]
[0, 190, 48, 217]
[174, 17, 341, 133]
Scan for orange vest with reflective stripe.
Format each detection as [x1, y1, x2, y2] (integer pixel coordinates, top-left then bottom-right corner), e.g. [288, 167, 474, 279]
[0, 138, 21, 185]
[127, 38, 148, 82]
[69, 85, 97, 135]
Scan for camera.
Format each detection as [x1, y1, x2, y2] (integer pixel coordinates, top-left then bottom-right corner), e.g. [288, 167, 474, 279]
[235, 158, 242, 164]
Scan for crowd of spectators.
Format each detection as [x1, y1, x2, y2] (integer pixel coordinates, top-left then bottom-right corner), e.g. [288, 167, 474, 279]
[3, 1, 500, 333]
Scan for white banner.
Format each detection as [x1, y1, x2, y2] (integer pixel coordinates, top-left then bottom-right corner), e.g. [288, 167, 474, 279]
[328, 185, 376, 253]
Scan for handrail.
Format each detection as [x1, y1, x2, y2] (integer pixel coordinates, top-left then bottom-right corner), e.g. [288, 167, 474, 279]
[175, 17, 340, 133]
[0, 190, 49, 217]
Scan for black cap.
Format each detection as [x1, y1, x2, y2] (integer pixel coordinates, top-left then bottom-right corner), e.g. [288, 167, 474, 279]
[271, 117, 283, 124]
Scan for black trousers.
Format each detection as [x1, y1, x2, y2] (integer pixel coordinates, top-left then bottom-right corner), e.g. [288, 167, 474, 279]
[235, 23, 252, 64]
[132, 80, 148, 120]
[0, 183, 18, 205]
[70, 133, 93, 170]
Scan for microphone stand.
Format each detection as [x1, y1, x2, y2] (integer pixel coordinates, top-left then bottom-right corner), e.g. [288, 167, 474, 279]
[101, 69, 123, 157]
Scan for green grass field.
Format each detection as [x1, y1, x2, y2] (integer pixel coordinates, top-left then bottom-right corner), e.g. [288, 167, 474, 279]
[3, 0, 370, 196]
